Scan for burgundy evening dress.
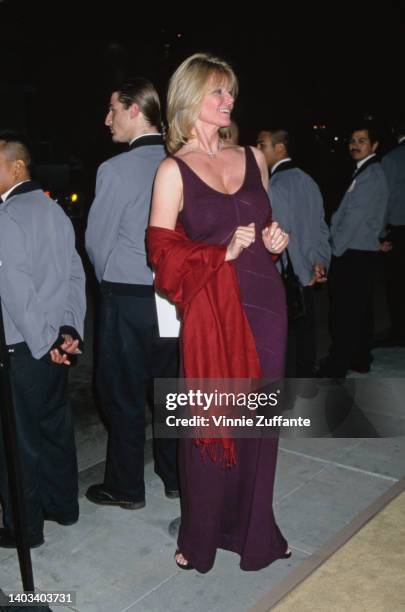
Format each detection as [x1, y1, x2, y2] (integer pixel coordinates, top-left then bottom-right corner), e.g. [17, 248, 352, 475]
[174, 146, 288, 572]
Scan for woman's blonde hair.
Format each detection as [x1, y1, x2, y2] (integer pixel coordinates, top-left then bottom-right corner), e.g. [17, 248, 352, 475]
[166, 53, 238, 153]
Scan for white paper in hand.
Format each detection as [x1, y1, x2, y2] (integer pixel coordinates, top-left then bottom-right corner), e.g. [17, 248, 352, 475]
[154, 289, 181, 338]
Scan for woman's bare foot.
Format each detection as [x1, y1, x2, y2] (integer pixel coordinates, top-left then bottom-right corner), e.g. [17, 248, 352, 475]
[174, 549, 194, 570]
[175, 552, 188, 566]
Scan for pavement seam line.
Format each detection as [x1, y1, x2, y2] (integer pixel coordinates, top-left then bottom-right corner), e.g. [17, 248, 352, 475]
[279, 447, 399, 481]
[275, 463, 332, 505]
[119, 571, 180, 611]
[288, 544, 312, 555]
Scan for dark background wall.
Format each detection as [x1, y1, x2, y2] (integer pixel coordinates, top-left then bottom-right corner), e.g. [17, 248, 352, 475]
[1, 1, 404, 215]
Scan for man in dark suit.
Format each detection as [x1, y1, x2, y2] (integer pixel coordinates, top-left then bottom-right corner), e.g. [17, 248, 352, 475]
[378, 120, 405, 346]
[318, 123, 388, 378]
[85, 79, 179, 509]
[0, 132, 86, 548]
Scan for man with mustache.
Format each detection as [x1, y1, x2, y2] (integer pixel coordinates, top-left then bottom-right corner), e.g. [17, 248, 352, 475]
[318, 123, 388, 378]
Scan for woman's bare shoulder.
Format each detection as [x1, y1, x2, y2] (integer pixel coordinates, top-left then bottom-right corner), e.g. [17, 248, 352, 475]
[223, 144, 265, 167]
[222, 144, 245, 154]
[249, 145, 267, 168]
[156, 156, 182, 181]
[151, 156, 184, 221]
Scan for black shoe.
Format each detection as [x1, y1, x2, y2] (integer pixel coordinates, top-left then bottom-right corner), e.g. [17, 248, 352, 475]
[165, 488, 180, 499]
[85, 484, 145, 509]
[43, 512, 79, 526]
[281, 547, 292, 559]
[0, 528, 44, 549]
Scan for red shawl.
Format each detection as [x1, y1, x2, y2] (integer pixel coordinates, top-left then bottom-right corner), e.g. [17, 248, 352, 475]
[147, 224, 261, 467]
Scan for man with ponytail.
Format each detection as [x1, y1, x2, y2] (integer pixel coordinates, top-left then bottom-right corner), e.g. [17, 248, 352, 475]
[85, 78, 179, 509]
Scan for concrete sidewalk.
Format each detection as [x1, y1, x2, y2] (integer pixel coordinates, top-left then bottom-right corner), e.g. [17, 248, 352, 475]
[1, 428, 404, 611]
[1, 286, 405, 611]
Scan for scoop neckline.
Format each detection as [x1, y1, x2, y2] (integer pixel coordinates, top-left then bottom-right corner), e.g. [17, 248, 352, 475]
[173, 146, 248, 197]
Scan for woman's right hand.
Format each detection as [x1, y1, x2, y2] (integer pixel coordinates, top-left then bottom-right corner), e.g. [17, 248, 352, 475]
[225, 223, 255, 262]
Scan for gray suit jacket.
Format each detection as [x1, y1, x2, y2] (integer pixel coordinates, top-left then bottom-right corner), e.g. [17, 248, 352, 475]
[0, 183, 86, 359]
[381, 141, 405, 226]
[330, 157, 388, 257]
[269, 163, 331, 286]
[86, 140, 165, 284]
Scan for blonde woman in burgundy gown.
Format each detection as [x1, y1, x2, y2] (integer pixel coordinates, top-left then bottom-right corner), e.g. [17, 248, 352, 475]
[148, 53, 291, 573]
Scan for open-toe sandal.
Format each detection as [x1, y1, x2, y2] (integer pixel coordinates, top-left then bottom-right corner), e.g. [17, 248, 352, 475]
[174, 549, 194, 570]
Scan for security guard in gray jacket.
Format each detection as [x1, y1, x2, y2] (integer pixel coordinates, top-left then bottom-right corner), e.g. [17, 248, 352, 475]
[319, 124, 388, 377]
[258, 129, 330, 377]
[0, 133, 86, 548]
[85, 79, 179, 509]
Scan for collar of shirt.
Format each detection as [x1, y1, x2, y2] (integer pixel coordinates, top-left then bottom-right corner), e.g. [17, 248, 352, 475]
[356, 153, 376, 170]
[1, 180, 28, 202]
[271, 158, 292, 174]
[129, 133, 161, 146]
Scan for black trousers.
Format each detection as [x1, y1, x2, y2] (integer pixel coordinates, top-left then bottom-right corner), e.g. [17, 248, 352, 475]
[97, 284, 179, 502]
[325, 250, 378, 377]
[0, 343, 78, 542]
[285, 286, 316, 377]
[383, 225, 405, 340]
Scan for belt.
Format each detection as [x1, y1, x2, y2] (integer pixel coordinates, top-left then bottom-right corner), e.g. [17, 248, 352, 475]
[100, 280, 154, 296]
[6, 342, 30, 355]
[344, 249, 378, 255]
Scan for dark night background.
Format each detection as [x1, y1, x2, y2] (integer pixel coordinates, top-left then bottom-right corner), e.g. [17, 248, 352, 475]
[1, 0, 405, 217]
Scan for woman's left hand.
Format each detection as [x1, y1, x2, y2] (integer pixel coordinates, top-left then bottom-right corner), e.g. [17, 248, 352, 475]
[262, 221, 289, 254]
